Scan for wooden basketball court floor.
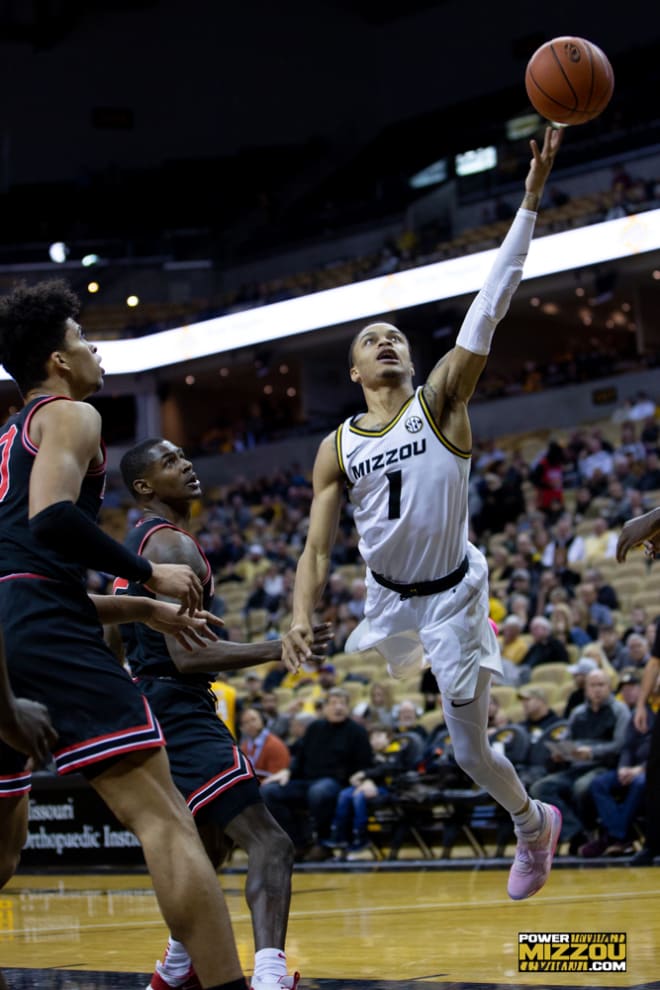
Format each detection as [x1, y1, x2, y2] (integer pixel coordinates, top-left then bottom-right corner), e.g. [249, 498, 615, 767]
[1, 860, 659, 990]
[0, 861, 660, 990]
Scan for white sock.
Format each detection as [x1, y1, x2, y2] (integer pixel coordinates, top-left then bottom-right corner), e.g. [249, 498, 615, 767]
[512, 798, 544, 840]
[253, 947, 287, 982]
[158, 937, 192, 982]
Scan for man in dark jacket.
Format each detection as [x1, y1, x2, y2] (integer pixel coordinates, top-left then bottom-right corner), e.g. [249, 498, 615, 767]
[531, 669, 630, 852]
[261, 687, 372, 860]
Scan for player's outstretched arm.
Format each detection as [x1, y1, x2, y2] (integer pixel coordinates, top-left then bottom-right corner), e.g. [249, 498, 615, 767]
[283, 433, 344, 671]
[0, 629, 58, 764]
[425, 126, 563, 428]
[616, 507, 660, 562]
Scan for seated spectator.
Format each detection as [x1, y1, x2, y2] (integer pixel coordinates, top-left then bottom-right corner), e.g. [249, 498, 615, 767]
[515, 685, 564, 786]
[637, 450, 660, 492]
[325, 722, 419, 852]
[563, 656, 598, 718]
[578, 437, 614, 486]
[569, 518, 618, 566]
[618, 634, 651, 672]
[521, 616, 570, 672]
[393, 699, 428, 742]
[580, 641, 619, 690]
[353, 681, 395, 730]
[549, 601, 590, 649]
[531, 669, 630, 853]
[261, 688, 372, 861]
[595, 623, 627, 673]
[346, 578, 367, 620]
[259, 690, 291, 741]
[621, 605, 649, 645]
[239, 706, 291, 781]
[580, 695, 654, 857]
[237, 671, 264, 715]
[508, 592, 531, 631]
[584, 567, 620, 612]
[487, 695, 509, 736]
[498, 614, 533, 665]
[235, 542, 271, 584]
[577, 582, 613, 636]
[615, 422, 646, 465]
[530, 440, 566, 517]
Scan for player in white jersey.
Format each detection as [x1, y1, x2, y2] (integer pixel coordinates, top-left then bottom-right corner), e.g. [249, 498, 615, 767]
[283, 126, 564, 901]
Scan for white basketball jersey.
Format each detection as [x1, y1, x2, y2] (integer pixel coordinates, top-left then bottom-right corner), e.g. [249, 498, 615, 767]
[336, 387, 470, 583]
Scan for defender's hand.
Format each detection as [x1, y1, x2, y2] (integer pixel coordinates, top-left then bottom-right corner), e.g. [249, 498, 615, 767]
[148, 563, 204, 616]
[1, 699, 58, 766]
[282, 621, 314, 672]
[145, 600, 223, 651]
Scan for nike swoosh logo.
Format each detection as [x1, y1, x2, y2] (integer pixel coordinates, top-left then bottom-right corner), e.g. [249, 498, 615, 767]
[450, 699, 474, 707]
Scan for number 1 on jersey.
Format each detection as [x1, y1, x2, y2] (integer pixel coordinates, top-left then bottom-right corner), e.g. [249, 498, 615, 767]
[386, 469, 402, 519]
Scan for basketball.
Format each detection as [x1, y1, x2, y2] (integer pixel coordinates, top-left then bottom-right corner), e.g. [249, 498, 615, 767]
[525, 36, 614, 126]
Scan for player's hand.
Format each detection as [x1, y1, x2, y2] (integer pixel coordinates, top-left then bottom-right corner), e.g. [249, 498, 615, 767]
[309, 622, 333, 662]
[633, 704, 649, 734]
[527, 125, 564, 196]
[617, 514, 660, 562]
[145, 600, 224, 651]
[281, 620, 314, 672]
[0, 698, 58, 766]
[148, 563, 204, 616]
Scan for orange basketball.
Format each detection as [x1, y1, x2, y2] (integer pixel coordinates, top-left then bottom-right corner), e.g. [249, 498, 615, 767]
[525, 36, 614, 126]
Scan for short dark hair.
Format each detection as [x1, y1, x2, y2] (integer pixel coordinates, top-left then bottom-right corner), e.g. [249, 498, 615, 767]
[0, 280, 80, 396]
[119, 438, 164, 498]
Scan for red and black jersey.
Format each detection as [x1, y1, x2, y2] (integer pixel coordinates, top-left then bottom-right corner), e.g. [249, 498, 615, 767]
[114, 515, 216, 683]
[0, 395, 106, 585]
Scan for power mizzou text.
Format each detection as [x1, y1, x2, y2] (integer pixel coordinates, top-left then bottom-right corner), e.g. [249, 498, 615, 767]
[518, 932, 627, 972]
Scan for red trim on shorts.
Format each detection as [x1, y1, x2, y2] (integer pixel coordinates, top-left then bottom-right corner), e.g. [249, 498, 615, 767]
[0, 572, 55, 583]
[0, 772, 31, 797]
[186, 746, 255, 817]
[53, 696, 165, 774]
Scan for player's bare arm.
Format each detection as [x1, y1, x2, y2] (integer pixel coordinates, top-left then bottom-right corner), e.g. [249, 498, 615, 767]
[424, 126, 563, 446]
[283, 432, 344, 670]
[0, 629, 58, 764]
[29, 399, 102, 513]
[617, 506, 660, 561]
[91, 593, 224, 652]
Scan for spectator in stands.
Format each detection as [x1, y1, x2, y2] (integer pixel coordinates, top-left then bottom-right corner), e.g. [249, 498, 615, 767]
[352, 681, 395, 730]
[487, 695, 509, 736]
[618, 634, 651, 673]
[569, 517, 618, 566]
[235, 543, 271, 585]
[239, 706, 291, 782]
[580, 641, 619, 690]
[583, 567, 619, 611]
[259, 690, 291, 741]
[616, 421, 646, 464]
[520, 616, 569, 672]
[548, 601, 589, 651]
[530, 440, 566, 517]
[577, 582, 613, 636]
[637, 449, 660, 492]
[616, 668, 643, 710]
[346, 578, 367, 620]
[621, 605, 649, 645]
[580, 692, 653, 857]
[393, 699, 428, 742]
[325, 722, 420, 852]
[498, 614, 533, 666]
[629, 390, 656, 422]
[238, 671, 264, 712]
[261, 687, 372, 861]
[515, 685, 564, 787]
[578, 437, 614, 486]
[595, 623, 627, 673]
[531, 668, 630, 854]
[563, 656, 598, 718]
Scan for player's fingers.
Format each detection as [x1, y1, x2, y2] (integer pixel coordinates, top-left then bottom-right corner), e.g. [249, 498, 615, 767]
[172, 630, 194, 652]
[196, 610, 224, 628]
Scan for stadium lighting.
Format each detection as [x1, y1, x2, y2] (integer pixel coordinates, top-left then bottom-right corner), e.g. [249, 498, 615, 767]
[1, 209, 659, 382]
[48, 242, 69, 263]
[82, 254, 100, 267]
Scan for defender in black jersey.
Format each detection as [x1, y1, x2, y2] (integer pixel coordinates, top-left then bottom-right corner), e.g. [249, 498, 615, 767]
[283, 128, 565, 904]
[116, 438, 329, 990]
[0, 280, 246, 990]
